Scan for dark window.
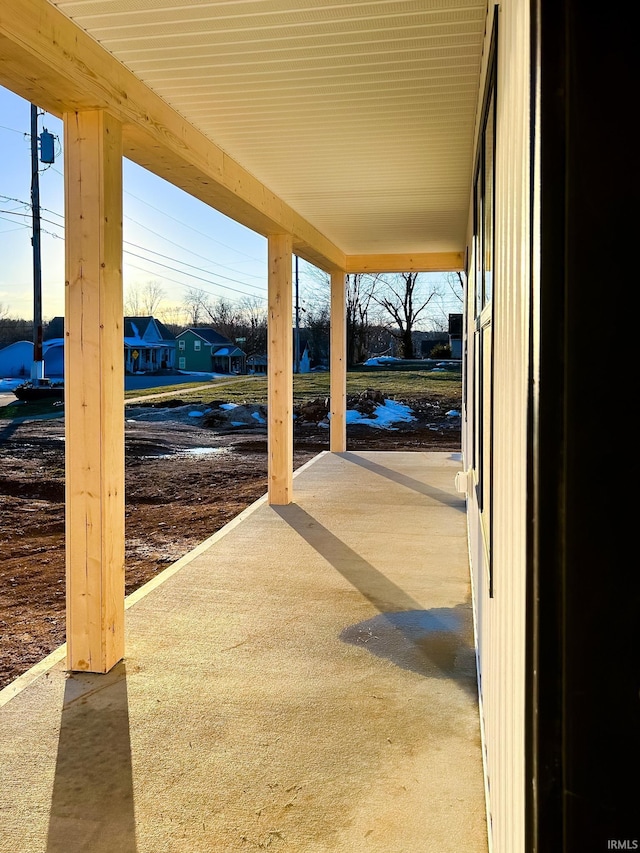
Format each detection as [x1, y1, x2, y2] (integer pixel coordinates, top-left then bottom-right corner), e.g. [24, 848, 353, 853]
[472, 11, 497, 595]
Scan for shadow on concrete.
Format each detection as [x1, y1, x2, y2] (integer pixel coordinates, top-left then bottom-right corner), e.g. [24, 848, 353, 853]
[340, 607, 477, 694]
[274, 504, 477, 694]
[46, 662, 137, 853]
[339, 451, 465, 511]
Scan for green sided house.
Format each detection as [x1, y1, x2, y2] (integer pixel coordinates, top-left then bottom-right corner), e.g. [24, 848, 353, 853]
[176, 328, 247, 374]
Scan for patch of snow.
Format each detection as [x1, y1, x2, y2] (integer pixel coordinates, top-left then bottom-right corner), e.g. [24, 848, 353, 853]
[220, 403, 238, 410]
[431, 367, 446, 372]
[446, 409, 461, 418]
[380, 399, 415, 422]
[362, 356, 402, 366]
[230, 421, 245, 427]
[356, 399, 415, 430]
[0, 378, 26, 391]
[176, 371, 226, 379]
[337, 399, 416, 430]
[188, 410, 204, 417]
[251, 411, 266, 423]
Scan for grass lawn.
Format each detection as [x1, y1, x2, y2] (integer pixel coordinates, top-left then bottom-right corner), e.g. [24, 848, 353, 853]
[124, 365, 462, 407]
[0, 365, 461, 419]
[0, 399, 65, 420]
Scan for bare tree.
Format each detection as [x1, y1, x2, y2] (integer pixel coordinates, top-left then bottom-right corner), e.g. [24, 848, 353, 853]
[446, 271, 465, 304]
[346, 273, 380, 365]
[201, 297, 242, 341]
[125, 280, 166, 316]
[303, 300, 330, 366]
[373, 272, 436, 358]
[157, 303, 188, 333]
[237, 297, 267, 355]
[180, 289, 267, 353]
[425, 272, 465, 331]
[182, 287, 207, 326]
[295, 262, 382, 366]
[0, 314, 33, 348]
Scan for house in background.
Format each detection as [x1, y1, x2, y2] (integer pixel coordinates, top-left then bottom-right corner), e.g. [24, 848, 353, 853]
[247, 340, 312, 375]
[0, 341, 33, 378]
[246, 354, 267, 374]
[415, 330, 449, 358]
[448, 314, 463, 358]
[47, 316, 176, 375]
[8, 317, 175, 377]
[0, 339, 65, 379]
[123, 317, 176, 373]
[175, 328, 246, 374]
[42, 339, 64, 376]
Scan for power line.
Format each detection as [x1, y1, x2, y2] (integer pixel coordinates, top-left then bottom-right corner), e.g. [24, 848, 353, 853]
[124, 234, 266, 290]
[0, 199, 267, 301]
[49, 166, 267, 266]
[0, 123, 29, 136]
[123, 187, 265, 263]
[124, 253, 267, 302]
[1, 194, 268, 291]
[125, 261, 266, 305]
[0, 210, 63, 241]
[124, 212, 265, 280]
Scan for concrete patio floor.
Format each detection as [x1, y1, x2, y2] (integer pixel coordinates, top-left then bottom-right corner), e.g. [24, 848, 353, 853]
[0, 451, 487, 853]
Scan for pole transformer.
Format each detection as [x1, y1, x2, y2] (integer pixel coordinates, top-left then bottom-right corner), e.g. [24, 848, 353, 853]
[30, 103, 44, 382]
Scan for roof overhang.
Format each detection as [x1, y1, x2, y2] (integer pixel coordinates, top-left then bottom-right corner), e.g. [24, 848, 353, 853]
[0, 0, 485, 273]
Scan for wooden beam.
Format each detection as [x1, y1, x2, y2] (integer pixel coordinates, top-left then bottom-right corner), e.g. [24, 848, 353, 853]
[346, 252, 464, 273]
[330, 271, 347, 453]
[267, 235, 293, 505]
[64, 109, 125, 673]
[0, 0, 346, 274]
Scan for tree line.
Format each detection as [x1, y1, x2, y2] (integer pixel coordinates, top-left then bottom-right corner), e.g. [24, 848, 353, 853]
[0, 270, 463, 365]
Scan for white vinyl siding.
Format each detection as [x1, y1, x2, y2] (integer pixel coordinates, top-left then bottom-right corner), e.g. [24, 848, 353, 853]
[463, 2, 531, 851]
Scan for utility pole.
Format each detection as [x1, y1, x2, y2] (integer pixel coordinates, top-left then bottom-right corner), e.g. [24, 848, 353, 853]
[30, 103, 44, 383]
[294, 254, 300, 374]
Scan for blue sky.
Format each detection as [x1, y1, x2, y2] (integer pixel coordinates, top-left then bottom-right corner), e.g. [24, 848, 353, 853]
[0, 84, 272, 322]
[0, 84, 460, 328]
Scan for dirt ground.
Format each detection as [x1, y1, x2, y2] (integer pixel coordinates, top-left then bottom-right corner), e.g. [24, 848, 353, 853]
[0, 391, 461, 690]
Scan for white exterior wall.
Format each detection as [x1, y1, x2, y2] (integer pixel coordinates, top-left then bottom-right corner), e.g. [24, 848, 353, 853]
[463, 2, 532, 851]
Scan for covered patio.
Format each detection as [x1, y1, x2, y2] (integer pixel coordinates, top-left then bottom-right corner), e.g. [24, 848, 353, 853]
[0, 451, 487, 852]
[1, 1, 634, 848]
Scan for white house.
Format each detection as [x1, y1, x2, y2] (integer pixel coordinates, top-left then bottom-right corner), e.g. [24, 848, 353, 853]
[123, 316, 176, 373]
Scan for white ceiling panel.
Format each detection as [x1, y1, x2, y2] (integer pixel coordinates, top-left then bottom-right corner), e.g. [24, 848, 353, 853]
[52, 0, 487, 257]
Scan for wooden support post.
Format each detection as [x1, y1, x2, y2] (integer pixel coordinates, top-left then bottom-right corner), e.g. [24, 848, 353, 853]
[267, 234, 293, 504]
[330, 271, 347, 452]
[64, 110, 125, 673]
